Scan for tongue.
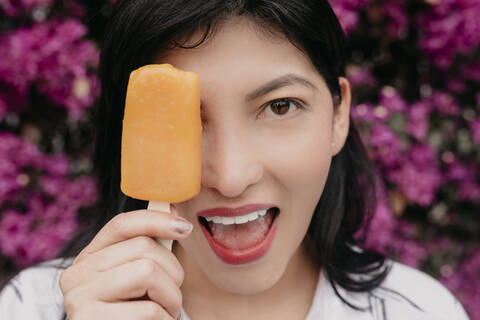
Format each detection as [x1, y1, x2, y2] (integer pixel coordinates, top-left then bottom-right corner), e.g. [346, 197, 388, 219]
[208, 210, 274, 250]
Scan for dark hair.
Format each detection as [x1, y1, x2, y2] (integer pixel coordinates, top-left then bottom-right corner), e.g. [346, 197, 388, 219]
[4, 1, 391, 318]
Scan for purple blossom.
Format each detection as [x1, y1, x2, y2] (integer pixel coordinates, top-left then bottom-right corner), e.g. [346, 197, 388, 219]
[361, 180, 430, 268]
[431, 90, 461, 116]
[359, 179, 397, 253]
[0, 83, 29, 114]
[56, 176, 98, 209]
[369, 123, 403, 167]
[0, 133, 45, 204]
[446, 79, 466, 93]
[407, 143, 437, 167]
[0, 132, 97, 268]
[38, 176, 67, 197]
[383, 0, 408, 39]
[0, 19, 99, 116]
[0, 210, 35, 267]
[0, 0, 54, 17]
[407, 100, 433, 140]
[469, 118, 480, 144]
[330, 2, 360, 34]
[44, 154, 70, 176]
[417, 0, 480, 68]
[396, 239, 429, 268]
[458, 180, 480, 202]
[379, 86, 408, 118]
[362, 198, 396, 254]
[0, 27, 41, 93]
[351, 103, 376, 122]
[330, 0, 371, 34]
[461, 62, 480, 82]
[442, 248, 480, 320]
[347, 65, 377, 88]
[388, 158, 442, 206]
[445, 160, 474, 182]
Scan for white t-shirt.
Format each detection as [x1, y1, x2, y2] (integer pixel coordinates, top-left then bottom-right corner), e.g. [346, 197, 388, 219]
[0, 258, 470, 320]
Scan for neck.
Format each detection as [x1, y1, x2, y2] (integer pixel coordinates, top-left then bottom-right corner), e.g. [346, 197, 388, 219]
[175, 241, 319, 320]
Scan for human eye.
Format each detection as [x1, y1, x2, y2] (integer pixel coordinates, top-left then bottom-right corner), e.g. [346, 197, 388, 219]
[259, 98, 305, 119]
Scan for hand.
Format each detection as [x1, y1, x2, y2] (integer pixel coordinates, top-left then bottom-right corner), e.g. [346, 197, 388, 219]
[59, 209, 193, 320]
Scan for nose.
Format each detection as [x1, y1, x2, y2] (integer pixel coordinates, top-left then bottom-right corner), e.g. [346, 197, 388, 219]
[201, 124, 263, 198]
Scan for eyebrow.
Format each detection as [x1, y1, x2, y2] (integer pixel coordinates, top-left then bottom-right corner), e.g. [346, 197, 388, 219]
[245, 73, 317, 101]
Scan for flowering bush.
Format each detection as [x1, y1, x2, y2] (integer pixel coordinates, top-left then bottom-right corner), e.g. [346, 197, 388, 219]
[0, 1, 100, 268]
[0, 133, 97, 267]
[0, 0, 478, 319]
[333, 0, 479, 318]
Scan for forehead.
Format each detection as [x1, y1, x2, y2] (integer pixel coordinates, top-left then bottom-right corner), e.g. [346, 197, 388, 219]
[157, 16, 321, 88]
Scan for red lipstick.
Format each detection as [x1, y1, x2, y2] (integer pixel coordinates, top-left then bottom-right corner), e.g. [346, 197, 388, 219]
[197, 205, 279, 265]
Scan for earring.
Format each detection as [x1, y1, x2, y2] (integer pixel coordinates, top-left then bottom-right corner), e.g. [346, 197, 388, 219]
[331, 141, 336, 148]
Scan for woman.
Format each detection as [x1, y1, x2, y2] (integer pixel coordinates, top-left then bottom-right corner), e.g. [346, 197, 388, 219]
[0, 0, 470, 319]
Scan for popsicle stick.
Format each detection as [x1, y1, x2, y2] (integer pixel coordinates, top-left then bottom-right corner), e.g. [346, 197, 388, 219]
[148, 201, 173, 251]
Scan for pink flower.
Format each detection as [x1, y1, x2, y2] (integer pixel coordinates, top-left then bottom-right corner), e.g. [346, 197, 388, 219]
[44, 154, 70, 176]
[330, 0, 371, 34]
[397, 240, 428, 268]
[0, 0, 54, 16]
[442, 248, 480, 320]
[369, 124, 403, 167]
[431, 90, 461, 116]
[407, 101, 432, 140]
[347, 66, 377, 89]
[388, 159, 442, 206]
[362, 200, 396, 254]
[445, 161, 474, 182]
[469, 118, 480, 144]
[0, 210, 36, 267]
[417, 0, 480, 68]
[383, 0, 408, 39]
[0, 132, 97, 268]
[330, 2, 360, 34]
[379, 86, 408, 117]
[461, 62, 480, 82]
[351, 103, 376, 122]
[458, 180, 480, 202]
[0, 19, 99, 116]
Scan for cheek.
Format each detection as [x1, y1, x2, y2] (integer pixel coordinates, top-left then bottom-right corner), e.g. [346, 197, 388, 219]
[257, 119, 332, 194]
[256, 119, 332, 236]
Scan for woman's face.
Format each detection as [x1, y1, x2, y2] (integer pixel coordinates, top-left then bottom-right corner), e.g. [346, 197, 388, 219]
[159, 17, 350, 294]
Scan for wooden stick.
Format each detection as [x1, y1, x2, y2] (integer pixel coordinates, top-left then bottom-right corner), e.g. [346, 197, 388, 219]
[148, 201, 173, 251]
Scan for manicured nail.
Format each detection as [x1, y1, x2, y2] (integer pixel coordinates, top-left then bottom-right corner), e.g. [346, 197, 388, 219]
[171, 217, 193, 234]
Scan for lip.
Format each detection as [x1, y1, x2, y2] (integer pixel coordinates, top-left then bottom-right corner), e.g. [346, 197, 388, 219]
[196, 203, 276, 218]
[199, 208, 279, 265]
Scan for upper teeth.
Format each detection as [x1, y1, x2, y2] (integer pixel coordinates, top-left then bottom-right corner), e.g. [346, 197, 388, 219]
[204, 209, 268, 225]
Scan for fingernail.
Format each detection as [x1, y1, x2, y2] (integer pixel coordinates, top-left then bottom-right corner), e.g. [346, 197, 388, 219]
[171, 217, 193, 234]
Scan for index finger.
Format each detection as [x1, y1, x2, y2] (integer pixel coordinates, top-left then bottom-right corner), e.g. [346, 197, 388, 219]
[75, 210, 192, 261]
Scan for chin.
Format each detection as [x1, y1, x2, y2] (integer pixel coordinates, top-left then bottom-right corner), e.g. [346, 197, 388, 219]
[204, 263, 285, 295]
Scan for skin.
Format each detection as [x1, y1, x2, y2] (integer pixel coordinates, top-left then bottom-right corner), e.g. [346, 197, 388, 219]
[59, 16, 351, 320]
[164, 17, 351, 319]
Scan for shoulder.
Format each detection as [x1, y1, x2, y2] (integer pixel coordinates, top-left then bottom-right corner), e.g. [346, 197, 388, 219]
[370, 261, 469, 320]
[0, 257, 73, 320]
[315, 260, 470, 320]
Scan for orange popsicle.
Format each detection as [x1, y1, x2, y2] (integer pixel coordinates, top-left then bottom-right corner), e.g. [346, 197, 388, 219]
[121, 64, 201, 249]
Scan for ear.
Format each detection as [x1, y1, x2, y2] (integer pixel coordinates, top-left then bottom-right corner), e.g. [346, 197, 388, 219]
[331, 77, 351, 156]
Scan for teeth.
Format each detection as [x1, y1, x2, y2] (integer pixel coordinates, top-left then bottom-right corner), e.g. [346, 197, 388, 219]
[204, 209, 268, 225]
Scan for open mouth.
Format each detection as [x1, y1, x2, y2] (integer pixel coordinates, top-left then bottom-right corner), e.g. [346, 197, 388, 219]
[198, 207, 279, 248]
[197, 207, 279, 264]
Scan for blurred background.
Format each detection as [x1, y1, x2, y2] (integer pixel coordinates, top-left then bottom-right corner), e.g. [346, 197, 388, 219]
[0, 0, 478, 318]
